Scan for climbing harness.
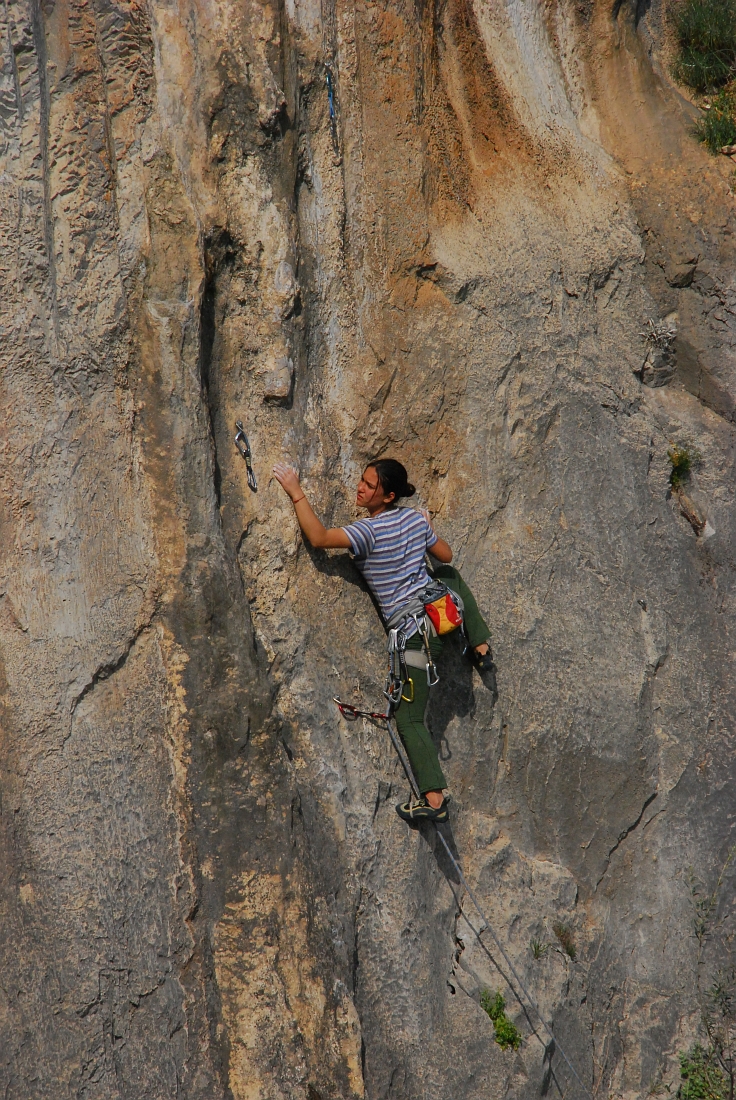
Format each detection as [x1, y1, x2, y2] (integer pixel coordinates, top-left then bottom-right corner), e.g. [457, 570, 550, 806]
[325, 65, 340, 158]
[234, 421, 257, 492]
[386, 580, 464, 689]
[332, 692, 594, 1100]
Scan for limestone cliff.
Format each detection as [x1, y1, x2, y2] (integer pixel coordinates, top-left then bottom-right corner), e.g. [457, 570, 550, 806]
[0, 1, 734, 1097]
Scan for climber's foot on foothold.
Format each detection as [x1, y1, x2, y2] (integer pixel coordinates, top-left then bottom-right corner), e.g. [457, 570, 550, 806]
[470, 642, 494, 674]
[396, 796, 449, 824]
[468, 642, 498, 699]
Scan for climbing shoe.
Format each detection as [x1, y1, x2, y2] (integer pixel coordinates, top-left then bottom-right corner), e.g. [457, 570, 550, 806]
[469, 643, 494, 673]
[467, 644, 498, 701]
[396, 796, 449, 824]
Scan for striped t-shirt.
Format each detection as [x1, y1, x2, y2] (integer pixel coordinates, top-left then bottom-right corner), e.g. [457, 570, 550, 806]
[342, 508, 438, 625]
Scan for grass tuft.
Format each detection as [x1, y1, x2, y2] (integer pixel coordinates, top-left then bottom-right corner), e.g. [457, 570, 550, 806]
[695, 85, 736, 152]
[530, 938, 549, 960]
[552, 922, 577, 959]
[479, 990, 523, 1051]
[671, 0, 736, 92]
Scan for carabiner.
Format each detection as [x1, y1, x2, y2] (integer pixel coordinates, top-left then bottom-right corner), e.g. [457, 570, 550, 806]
[325, 65, 336, 121]
[334, 696, 359, 721]
[234, 420, 257, 492]
[401, 677, 414, 704]
[417, 614, 439, 687]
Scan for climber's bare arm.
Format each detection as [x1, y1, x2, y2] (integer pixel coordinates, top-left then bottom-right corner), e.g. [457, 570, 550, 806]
[421, 509, 453, 564]
[428, 538, 453, 564]
[272, 463, 351, 549]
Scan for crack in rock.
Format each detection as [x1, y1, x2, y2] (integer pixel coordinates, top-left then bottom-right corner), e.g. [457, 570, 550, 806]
[68, 619, 154, 724]
[595, 791, 658, 890]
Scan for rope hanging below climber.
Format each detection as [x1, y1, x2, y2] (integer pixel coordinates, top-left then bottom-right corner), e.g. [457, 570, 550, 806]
[333, 692, 592, 1100]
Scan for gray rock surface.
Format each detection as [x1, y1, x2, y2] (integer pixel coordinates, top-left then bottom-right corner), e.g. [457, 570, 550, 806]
[0, 0, 734, 1097]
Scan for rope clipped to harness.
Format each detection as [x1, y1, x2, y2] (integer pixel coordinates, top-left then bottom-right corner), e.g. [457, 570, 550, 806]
[331, 695, 594, 1100]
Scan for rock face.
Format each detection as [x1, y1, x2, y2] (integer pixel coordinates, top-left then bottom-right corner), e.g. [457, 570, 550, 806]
[0, 1, 734, 1097]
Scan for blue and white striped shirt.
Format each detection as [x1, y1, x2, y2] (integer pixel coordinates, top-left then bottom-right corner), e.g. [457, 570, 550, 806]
[342, 508, 438, 624]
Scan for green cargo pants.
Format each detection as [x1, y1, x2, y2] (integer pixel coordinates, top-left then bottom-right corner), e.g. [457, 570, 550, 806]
[392, 565, 491, 795]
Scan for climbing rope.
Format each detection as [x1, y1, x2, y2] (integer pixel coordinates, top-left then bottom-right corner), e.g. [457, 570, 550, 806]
[333, 695, 594, 1100]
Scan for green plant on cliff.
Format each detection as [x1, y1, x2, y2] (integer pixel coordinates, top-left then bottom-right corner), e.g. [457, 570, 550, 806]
[678, 1043, 727, 1099]
[668, 444, 702, 488]
[530, 937, 549, 960]
[695, 85, 736, 153]
[480, 990, 522, 1051]
[689, 968, 736, 1100]
[671, 0, 736, 92]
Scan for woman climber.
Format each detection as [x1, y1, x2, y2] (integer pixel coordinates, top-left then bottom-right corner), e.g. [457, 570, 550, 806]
[272, 457, 495, 824]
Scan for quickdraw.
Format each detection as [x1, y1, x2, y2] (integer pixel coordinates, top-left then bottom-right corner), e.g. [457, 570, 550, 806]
[234, 420, 257, 492]
[385, 627, 408, 706]
[333, 697, 390, 724]
[325, 65, 340, 158]
[416, 613, 439, 687]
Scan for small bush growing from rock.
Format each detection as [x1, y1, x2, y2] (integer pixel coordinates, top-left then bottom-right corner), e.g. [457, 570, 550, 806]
[669, 444, 702, 488]
[530, 938, 549, 959]
[678, 1043, 727, 1099]
[696, 85, 736, 152]
[479, 990, 522, 1050]
[671, 0, 736, 92]
[552, 922, 577, 959]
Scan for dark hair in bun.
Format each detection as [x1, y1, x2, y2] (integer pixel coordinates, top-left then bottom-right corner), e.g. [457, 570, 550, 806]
[368, 458, 416, 504]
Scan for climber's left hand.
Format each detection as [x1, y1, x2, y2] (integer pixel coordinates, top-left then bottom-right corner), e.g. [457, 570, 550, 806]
[273, 462, 302, 501]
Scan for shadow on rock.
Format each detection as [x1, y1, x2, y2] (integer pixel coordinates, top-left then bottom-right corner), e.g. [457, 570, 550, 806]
[429, 632, 498, 761]
[426, 819, 463, 885]
[303, 543, 371, 590]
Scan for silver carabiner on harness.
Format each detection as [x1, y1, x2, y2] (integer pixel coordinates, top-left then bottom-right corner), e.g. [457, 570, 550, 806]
[234, 420, 257, 492]
[411, 612, 439, 687]
[385, 627, 407, 708]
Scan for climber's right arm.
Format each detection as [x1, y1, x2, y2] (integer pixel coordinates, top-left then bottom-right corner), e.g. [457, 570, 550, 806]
[272, 463, 351, 549]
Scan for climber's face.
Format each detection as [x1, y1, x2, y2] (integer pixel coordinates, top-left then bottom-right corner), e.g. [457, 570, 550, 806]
[356, 466, 394, 513]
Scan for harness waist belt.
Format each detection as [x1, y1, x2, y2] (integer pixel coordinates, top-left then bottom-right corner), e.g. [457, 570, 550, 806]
[403, 650, 429, 671]
[386, 597, 426, 632]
